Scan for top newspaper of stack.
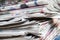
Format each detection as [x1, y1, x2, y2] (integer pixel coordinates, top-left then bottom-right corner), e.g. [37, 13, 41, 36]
[0, 0, 59, 17]
[0, 0, 48, 12]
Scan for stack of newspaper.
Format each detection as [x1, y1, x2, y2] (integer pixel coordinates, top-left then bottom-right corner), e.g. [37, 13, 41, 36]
[0, 0, 60, 40]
